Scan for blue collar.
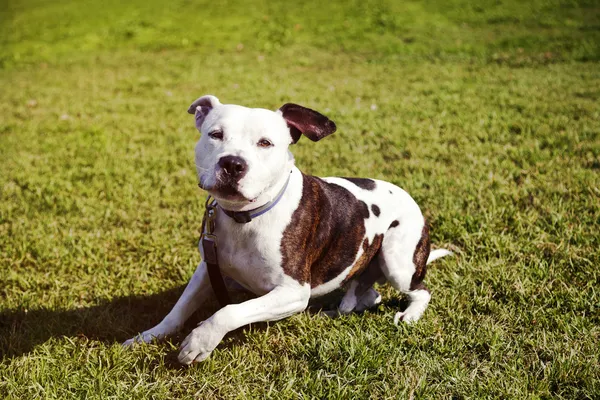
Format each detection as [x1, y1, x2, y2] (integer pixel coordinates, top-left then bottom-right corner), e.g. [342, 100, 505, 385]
[219, 172, 291, 224]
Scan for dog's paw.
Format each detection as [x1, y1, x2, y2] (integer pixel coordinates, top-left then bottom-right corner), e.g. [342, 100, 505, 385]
[393, 310, 420, 325]
[123, 332, 156, 347]
[122, 324, 174, 347]
[355, 288, 382, 312]
[338, 296, 358, 314]
[177, 321, 224, 365]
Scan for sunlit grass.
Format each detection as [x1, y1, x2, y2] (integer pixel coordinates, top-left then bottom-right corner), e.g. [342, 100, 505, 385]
[1, 0, 599, 398]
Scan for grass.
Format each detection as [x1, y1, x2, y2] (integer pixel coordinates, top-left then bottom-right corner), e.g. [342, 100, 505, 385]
[1, 0, 599, 398]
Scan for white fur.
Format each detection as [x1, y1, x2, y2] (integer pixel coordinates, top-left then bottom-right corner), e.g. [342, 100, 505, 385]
[211, 167, 303, 295]
[394, 290, 431, 324]
[428, 249, 453, 264]
[124, 96, 452, 364]
[339, 280, 360, 313]
[179, 278, 310, 364]
[194, 103, 295, 210]
[333, 247, 452, 317]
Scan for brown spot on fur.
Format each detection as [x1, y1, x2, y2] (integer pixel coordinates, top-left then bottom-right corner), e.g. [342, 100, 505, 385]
[410, 222, 431, 291]
[389, 220, 399, 229]
[371, 204, 380, 217]
[359, 201, 369, 218]
[342, 177, 376, 191]
[280, 173, 379, 287]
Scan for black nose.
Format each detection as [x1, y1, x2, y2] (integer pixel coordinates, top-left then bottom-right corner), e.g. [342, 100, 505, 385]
[218, 155, 248, 179]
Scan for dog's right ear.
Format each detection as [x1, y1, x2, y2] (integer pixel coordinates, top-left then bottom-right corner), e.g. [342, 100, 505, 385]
[188, 95, 221, 130]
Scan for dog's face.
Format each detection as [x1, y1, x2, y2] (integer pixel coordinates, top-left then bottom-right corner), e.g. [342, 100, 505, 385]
[189, 95, 336, 205]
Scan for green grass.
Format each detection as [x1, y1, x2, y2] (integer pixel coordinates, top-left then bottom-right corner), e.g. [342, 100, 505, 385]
[1, 0, 599, 398]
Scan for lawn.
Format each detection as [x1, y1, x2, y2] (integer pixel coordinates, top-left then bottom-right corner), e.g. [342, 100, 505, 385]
[1, 0, 599, 398]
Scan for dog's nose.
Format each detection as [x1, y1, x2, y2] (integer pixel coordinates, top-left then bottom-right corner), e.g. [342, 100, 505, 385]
[218, 156, 248, 179]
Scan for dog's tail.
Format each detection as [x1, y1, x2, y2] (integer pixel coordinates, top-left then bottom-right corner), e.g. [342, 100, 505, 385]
[427, 249, 453, 265]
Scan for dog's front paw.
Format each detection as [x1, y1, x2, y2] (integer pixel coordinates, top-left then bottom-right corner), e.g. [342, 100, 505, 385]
[177, 321, 224, 365]
[122, 324, 174, 347]
[123, 331, 160, 347]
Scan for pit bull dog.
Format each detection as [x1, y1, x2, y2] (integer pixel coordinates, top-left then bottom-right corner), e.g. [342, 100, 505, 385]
[124, 95, 451, 364]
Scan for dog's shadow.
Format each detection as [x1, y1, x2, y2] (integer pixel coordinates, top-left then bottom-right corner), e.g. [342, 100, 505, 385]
[0, 286, 352, 361]
[0, 285, 188, 360]
[0, 286, 404, 363]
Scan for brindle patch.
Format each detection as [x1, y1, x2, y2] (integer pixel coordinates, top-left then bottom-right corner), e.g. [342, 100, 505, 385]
[280, 174, 379, 287]
[409, 222, 431, 291]
[355, 260, 384, 296]
[359, 201, 369, 218]
[371, 204, 380, 217]
[342, 177, 376, 191]
[342, 234, 384, 286]
[389, 220, 399, 229]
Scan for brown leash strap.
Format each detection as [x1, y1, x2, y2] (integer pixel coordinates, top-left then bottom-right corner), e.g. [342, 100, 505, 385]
[200, 197, 231, 307]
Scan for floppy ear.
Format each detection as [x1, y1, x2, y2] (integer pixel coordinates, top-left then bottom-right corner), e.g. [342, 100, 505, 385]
[278, 103, 336, 144]
[188, 95, 221, 131]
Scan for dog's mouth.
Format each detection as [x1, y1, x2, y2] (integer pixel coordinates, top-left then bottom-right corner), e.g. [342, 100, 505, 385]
[198, 174, 256, 203]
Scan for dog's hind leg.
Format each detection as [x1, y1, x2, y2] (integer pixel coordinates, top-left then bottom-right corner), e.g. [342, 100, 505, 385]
[338, 260, 385, 314]
[338, 280, 361, 314]
[379, 217, 432, 324]
[354, 287, 383, 312]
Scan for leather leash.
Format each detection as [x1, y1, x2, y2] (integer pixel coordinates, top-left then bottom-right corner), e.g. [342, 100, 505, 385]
[200, 196, 231, 307]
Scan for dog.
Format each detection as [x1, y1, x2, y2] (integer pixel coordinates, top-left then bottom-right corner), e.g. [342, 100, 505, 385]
[123, 95, 451, 364]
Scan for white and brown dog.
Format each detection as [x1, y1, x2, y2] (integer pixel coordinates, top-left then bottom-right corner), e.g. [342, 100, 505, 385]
[124, 95, 451, 364]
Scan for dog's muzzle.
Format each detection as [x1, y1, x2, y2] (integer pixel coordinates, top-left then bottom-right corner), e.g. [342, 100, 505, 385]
[199, 156, 249, 200]
[218, 156, 247, 181]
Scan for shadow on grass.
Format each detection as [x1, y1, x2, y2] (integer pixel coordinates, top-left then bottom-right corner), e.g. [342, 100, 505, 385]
[0, 285, 202, 360]
[0, 285, 401, 362]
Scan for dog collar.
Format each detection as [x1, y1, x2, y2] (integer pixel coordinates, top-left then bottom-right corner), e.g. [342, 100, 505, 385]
[219, 171, 292, 224]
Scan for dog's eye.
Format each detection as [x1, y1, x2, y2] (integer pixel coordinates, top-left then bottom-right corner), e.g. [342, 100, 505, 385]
[208, 130, 223, 140]
[257, 138, 273, 148]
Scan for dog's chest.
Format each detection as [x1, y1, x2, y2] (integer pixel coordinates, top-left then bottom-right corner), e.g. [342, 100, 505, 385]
[213, 212, 291, 295]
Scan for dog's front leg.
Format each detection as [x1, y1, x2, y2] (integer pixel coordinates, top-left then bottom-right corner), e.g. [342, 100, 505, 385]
[178, 283, 310, 364]
[123, 261, 212, 346]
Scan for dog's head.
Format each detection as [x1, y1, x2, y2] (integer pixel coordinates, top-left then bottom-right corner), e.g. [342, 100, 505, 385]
[189, 95, 336, 207]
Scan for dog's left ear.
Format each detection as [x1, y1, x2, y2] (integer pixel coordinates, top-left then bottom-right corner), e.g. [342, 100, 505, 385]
[278, 103, 336, 144]
[188, 95, 221, 131]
